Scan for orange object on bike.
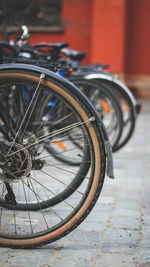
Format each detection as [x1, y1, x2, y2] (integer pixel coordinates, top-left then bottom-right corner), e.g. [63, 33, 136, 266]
[101, 100, 110, 113]
[54, 141, 66, 150]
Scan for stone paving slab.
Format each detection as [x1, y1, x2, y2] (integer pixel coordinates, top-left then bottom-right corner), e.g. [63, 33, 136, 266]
[0, 100, 150, 266]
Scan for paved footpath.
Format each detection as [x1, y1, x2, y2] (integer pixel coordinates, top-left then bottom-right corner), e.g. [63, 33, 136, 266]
[0, 100, 150, 267]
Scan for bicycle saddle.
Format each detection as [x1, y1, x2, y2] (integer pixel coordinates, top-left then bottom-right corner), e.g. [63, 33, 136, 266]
[62, 48, 86, 61]
[33, 42, 69, 51]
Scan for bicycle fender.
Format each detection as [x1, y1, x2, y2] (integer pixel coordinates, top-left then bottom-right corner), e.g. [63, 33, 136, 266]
[104, 140, 114, 179]
[0, 63, 115, 179]
[92, 113, 115, 179]
[84, 73, 137, 117]
[90, 110, 115, 179]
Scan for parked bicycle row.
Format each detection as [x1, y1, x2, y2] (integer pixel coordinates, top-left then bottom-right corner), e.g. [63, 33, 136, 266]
[1, 23, 142, 153]
[0, 11, 141, 249]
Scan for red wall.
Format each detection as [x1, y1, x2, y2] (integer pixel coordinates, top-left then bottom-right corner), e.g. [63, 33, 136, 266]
[29, 0, 127, 73]
[90, 0, 150, 76]
[125, 0, 150, 75]
[2, 0, 150, 77]
[29, 0, 93, 64]
[90, 0, 126, 73]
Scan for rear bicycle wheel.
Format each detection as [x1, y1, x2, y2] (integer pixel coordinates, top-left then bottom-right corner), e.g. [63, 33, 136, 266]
[0, 67, 106, 248]
[0, 70, 90, 210]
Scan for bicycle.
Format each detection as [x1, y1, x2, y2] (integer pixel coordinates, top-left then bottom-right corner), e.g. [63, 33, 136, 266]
[0, 12, 114, 248]
[2, 25, 125, 153]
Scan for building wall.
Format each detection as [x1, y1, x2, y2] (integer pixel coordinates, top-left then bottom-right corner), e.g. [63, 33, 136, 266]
[28, 0, 150, 75]
[125, 0, 150, 76]
[3, 0, 150, 96]
[29, 0, 92, 64]
[29, 0, 126, 72]
[90, 0, 126, 73]
[124, 0, 150, 97]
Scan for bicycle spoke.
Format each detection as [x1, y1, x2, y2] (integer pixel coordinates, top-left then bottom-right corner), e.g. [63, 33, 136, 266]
[0, 182, 5, 227]
[8, 117, 95, 157]
[44, 163, 90, 180]
[22, 181, 34, 234]
[7, 73, 45, 156]
[40, 169, 84, 196]
[29, 175, 79, 208]
[11, 182, 17, 234]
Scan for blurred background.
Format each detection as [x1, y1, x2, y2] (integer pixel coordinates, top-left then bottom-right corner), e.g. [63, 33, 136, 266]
[0, 0, 150, 98]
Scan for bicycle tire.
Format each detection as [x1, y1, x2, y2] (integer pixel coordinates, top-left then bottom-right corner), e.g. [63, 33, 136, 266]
[0, 66, 106, 248]
[92, 79, 136, 151]
[70, 77, 124, 152]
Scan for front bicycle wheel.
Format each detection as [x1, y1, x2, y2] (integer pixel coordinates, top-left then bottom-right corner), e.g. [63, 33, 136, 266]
[0, 66, 106, 248]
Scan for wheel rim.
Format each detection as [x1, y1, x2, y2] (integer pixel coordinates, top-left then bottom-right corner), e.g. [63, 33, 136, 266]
[0, 72, 104, 245]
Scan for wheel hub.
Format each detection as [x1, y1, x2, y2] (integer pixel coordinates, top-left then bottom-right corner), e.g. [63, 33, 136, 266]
[0, 142, 32, 183]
